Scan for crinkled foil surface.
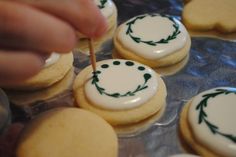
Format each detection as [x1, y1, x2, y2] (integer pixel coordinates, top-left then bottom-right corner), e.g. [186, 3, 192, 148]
[2, 0, 236, 157]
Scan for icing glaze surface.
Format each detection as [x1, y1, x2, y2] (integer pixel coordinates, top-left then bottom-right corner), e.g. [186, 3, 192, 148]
[44, 53, 60, 68]
[188, 87, 236, 157]
[85, 59, 158, 110]
[117, 14, 188, 59]
[95, 0, 114, 18]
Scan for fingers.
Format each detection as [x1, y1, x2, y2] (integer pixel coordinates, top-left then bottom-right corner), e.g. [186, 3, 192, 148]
[0, 1, 77, 53]
[0, 50, 45, 85]
[17, 0, 108, 38]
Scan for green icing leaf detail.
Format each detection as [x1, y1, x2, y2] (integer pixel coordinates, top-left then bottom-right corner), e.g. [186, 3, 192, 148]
[196, 88, 236, 143]
[125, 14, 181, 46]
[98, 0, 107, 9]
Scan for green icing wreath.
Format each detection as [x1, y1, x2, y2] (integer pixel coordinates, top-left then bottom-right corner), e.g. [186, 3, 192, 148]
[98, 0, 107, 9]
[125, 14, 181, 46]
[196, 88, 236, 143]
[91, 61, 152, 98]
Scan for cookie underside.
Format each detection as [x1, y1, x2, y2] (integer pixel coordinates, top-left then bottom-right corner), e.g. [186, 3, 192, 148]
[16, 108, 118, 157]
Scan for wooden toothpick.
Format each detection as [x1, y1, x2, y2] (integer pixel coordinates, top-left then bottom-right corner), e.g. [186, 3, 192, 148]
[88, 38, 96, 72]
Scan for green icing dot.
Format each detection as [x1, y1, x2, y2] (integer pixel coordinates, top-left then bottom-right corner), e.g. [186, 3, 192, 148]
[138, 66, 145, 71]
[96, 70, 101, 74]
[125, 61, 134, 66]
[113, 61, 120, 65]
[101, 64, 109, 68]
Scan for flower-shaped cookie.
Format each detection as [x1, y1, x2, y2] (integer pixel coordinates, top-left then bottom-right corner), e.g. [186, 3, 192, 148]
[182, 0, 236, 33]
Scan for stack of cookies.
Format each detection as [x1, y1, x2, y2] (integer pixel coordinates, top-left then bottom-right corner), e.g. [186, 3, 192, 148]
[113, 13, 191, 75]
[179, 87, 236, 157]
[4, 53, 74, 106]
[77, 0, 117, 54]
[73, 59, 167, 135]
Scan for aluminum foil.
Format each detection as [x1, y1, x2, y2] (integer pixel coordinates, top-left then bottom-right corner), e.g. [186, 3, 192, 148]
[3, 0, 236, 156]
[101, 0, 236, 156]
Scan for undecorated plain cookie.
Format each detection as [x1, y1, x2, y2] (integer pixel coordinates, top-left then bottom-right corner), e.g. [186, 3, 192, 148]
[113, 13, 191, 69]
[182, 0, 236, 40]
[179, 87, 236, 157]
[16, 108, 118, 157]
[73, 59, 167, 135]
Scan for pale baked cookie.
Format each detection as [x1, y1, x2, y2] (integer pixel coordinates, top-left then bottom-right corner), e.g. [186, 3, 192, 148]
[5, 68, 74, 106]
[73, 59, 167, 135]
[16, 108, 118, 157]
[113, 14, 191, 68]
[114, 103, 165, 136]
[179, 87, 236, 157]
[3, 52, 74, 106]
[182, 0, 236, 41]
[77, 0, 117, 54]
[4, 52, 73, 91]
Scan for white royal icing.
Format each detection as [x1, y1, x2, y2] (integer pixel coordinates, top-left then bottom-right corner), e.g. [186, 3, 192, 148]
[188, 87, 236, 157]
[117, 14, 188, 60]
[85, 59, 158, 110]
[44, 53, 60, 68]
[95, 0, 115, 18]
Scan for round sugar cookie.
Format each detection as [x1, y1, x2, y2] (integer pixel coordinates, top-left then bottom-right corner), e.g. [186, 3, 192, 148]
[182, 0, 236, 41]
[114, 102, 166, 136]
[4, 53, 73, 91]
[73, 59, 167, 128]
[113, 14, 191, 68]
[5, 67, 75, 106]
[16, 108, 118, 157]
[77, 0, 117, 54]
[95, 0, 117, 33]
[179, 87, 236, 157]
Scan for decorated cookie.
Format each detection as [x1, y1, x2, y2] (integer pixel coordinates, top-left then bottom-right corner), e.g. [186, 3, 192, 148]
[179, 87, 236, 157]
[73, 59, 167, 135]
[5, 68, 74, 106]
[16, 108, 118, 157]
[113, 13, 191, 68]
[3, 52, 74, 107]
[77, 0, 117, 54]
[4, 52, 73, 91]
[95, 0, 117, 27]
[182, 0, 236, 40]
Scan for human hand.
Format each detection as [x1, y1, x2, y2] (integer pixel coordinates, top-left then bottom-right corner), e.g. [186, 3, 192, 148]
[0, 0, 107, 85]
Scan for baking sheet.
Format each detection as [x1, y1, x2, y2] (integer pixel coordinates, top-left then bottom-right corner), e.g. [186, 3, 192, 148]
[1, 0, 236, 156]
